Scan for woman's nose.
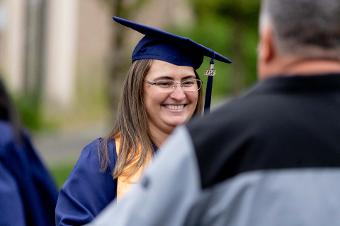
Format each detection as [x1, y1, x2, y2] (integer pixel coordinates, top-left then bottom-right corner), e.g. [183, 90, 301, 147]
[169, 85, 186, 100]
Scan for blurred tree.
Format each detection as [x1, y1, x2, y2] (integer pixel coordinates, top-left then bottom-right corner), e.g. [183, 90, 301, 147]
[16, 0, 47, 130]
[101, 0, 148, 121]
[188, 0, 260, 98]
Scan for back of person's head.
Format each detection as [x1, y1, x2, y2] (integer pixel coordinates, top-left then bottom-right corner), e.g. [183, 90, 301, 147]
[0, 78, 21, 139]
[0, 78, 14, 122]
[260, 0, 340, 59]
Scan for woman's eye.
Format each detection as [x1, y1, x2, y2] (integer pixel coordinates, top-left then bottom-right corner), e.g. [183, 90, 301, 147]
[156, 80, 173, 87]
[182, 80, 195, 87]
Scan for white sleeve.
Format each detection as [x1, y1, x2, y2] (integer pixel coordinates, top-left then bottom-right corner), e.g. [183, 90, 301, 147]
[87, 126, 202, 226]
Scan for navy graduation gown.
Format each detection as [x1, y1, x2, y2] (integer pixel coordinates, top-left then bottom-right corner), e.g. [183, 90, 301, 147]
[0, 121, 58, 226]
[55, 138, 117, 226]
[0, 164, 25, 226]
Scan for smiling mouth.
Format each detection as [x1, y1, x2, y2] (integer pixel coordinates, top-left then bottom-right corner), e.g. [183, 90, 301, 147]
[163, 104, 186, 112]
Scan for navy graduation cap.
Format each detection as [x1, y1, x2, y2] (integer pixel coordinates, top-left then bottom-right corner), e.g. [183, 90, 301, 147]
[112, 16, 232, 113]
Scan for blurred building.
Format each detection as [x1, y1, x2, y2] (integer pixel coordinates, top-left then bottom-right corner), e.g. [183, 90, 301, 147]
[0, 0, 194, 119]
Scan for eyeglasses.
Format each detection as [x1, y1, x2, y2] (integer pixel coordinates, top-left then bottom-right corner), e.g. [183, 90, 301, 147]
[145, 78, 202, 92]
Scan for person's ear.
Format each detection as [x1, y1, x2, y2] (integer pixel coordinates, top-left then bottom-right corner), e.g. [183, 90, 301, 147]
[259, 27, 275, 63]
[257, 26, 277, 80]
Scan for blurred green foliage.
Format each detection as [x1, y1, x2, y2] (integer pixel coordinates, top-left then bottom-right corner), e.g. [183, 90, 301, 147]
[14, 95, 44, 130]
[187, 0, 260, 99]
[14, 94, 57, 132]
[50, 163, 74, 188]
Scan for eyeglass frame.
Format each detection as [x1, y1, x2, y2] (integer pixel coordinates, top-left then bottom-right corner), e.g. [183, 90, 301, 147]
[145, 78, 203, 92]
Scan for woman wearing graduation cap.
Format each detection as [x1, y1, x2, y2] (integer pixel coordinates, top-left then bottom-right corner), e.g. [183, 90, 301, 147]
[0, 78, 58, 226]
[55, 17, 231, 226]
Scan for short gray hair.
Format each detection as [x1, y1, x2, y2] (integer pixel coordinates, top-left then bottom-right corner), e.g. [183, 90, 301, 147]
[260, 0, 340, 59]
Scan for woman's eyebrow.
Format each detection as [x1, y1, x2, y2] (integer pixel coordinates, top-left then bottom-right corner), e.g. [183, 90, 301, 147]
[152, 74, 196, 80]
[182, 75, 196, 79]
[152, 76, 173, 80]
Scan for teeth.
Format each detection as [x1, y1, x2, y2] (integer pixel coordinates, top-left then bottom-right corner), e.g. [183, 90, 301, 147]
[166, 105, 184, 111]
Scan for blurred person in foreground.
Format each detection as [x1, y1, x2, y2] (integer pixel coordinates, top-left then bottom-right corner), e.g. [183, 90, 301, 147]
[0, 78, 58, 226]
[55, 17, 231, 226]
[88, 0, 340, 225]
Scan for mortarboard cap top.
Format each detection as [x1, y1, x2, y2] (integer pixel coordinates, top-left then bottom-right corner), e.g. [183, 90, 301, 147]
[112, 16, 232, 69]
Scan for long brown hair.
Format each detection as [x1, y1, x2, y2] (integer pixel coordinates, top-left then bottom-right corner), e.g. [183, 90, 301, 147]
[100, 59, 203, 178]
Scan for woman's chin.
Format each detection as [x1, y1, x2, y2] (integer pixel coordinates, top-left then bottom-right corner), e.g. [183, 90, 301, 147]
[164, 117, 188, 128]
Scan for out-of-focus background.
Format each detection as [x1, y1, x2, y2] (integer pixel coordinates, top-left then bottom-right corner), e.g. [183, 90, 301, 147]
[0, 0, 260, 187]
